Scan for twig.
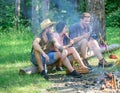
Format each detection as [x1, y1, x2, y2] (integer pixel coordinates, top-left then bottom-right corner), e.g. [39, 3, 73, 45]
[99, 33, 110, 55]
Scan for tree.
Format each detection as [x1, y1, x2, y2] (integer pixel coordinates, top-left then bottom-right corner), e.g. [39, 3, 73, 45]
[41, 0, 49, 19]
[31, 0, 40, 35]
[15, 0, 21, 29]
[86, 0, 106, 43]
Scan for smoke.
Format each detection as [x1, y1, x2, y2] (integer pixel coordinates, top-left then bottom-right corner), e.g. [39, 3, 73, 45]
[49, 0, 80, 26]
[31, 0, 104, 44]
[90, 13, 105, 43]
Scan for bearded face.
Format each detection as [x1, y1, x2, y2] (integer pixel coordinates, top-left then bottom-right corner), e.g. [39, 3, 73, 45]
[82, 16, 91, 26]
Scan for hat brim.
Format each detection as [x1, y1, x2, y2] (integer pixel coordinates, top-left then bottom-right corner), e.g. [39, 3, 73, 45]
[42, 22, 56, 30]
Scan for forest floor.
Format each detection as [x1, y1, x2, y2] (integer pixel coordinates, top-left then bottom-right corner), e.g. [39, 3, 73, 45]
[45, 66, 120, 93]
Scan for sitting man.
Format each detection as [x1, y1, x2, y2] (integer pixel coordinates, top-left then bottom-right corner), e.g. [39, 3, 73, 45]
[69, 12, 113, 68]
[52, 22, 89, 73]
[30, 19, 82, 80]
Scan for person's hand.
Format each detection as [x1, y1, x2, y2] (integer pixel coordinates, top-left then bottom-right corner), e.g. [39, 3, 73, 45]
[42, 53, 49, 62]
[58, 46, 63, 52]
[83, 33, 90, 39]
[69, 39, 74, 46]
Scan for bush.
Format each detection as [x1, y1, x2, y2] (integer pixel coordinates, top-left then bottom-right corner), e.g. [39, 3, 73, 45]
[105, 0, 120, 27]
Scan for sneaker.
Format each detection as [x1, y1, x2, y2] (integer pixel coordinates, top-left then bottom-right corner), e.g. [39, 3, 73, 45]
[98, 58, 113, 67]
[76, 67, 89, 74]
[83, 59, 93, 70]
[56, 67, 63, 71]
[67, 70, 82, 78]
[40, 70, 49, 80]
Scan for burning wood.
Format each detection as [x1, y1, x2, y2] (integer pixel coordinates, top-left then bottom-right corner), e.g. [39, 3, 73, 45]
[100, 72, 117, 90]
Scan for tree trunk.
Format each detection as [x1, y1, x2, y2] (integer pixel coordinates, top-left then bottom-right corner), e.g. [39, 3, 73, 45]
[41, 0, 49, 19]
[86, 0, 106, 44]
[31, 0, 39, 35]
[15, 0, 21, 29]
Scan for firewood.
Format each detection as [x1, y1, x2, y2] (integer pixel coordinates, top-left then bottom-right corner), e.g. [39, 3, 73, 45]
[19, 65, 39, 75]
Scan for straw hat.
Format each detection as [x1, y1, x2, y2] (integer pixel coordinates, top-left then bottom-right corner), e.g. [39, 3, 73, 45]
[40, 19, 56, 30]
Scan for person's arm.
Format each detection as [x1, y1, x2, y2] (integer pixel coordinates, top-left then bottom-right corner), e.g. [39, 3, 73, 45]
[52, 36, 62, 49]
[72, 35, 85, 43]
[33, 37, 46, 56]
[67, 33, 88, 44]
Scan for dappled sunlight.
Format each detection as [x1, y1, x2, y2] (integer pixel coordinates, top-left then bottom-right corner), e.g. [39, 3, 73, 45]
[0, 40, 30, 46]
[0, 68, 51, 93]
[0, 52, 31, 64]
[3, 81, 52, 93]
[0, 61, 31, 69]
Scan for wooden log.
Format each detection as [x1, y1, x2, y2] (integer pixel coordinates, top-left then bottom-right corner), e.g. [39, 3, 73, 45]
[19, 44, 120, 75]
[19, 62, 57, 75]
[87, 44, 120, 58]
[19, 65, 39, 75]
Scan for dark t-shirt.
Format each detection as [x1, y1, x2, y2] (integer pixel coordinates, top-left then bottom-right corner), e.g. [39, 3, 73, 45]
[69, 23, 92, 39]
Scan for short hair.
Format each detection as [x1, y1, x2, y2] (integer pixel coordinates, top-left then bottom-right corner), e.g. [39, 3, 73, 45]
[80, 12, 91, 19]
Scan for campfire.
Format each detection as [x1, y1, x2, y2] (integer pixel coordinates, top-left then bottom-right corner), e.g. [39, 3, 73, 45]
[100, 72, 120, 90]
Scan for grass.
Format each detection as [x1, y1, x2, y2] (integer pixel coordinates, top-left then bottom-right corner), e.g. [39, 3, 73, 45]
[0, 27, 120, 93]
[106, 27, 120, 44]
[0, 28, 52, 93]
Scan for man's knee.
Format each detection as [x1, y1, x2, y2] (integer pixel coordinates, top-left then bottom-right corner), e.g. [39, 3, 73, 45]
[71, 47, 76, 51]
[55, 52, 62, 59]
[81, 39, 88, 44]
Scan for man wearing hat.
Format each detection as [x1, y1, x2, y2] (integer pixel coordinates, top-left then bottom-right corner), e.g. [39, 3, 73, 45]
[69, 12, 113, 69]
[30, 19, 82, 80]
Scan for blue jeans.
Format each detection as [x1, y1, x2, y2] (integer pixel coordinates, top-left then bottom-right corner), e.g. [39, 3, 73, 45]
[30, 51, 57, 66]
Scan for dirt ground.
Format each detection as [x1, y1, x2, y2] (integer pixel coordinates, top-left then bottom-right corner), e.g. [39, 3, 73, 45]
[46, 67, 120, 93]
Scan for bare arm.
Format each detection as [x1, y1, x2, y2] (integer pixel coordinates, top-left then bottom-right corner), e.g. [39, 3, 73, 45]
[53, 33, 74, 49]
[52, 35, 62, 49]
[33, 37, 46, 55]
[72, 35, 84, 43]
[72, 32, 90, 43]
[33, 37, 50, 62]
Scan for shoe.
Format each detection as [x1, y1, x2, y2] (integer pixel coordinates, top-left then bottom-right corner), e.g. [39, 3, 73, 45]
[83, 59, 93, 70]
[98, 58, 113, 67]
[74, 66, 89, 74]
[67, 70, 82, 78]
[56, 67, 63, 71]
[41, 70, 49, 80]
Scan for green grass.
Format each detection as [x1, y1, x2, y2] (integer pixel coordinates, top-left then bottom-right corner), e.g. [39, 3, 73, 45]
[0, 27, 120, 93]
[0, 28, 52, 93]
[107, 27, 120, 44]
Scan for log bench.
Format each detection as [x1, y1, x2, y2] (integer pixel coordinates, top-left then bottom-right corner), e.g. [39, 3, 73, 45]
[19, 44, 120, 75]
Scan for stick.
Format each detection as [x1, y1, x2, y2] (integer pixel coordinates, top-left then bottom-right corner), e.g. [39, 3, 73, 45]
[99, 33, 110, 55]
[113, 74, 117, 89]
[44, 62, 47, 73]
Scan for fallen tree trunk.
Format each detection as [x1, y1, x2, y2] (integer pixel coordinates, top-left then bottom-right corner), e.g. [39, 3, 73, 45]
[19, 65, 39, 75]
[19, 44, 120, 75]
[87, 44, 120, 58]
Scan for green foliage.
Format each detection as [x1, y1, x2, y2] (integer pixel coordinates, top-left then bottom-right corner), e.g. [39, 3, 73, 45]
[0, 0, 120, 32]
[0, 0, 31, 31]
[0, 0, 15, 29]
[106, 9, 120, 27]
[105, 0, 120, 27]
